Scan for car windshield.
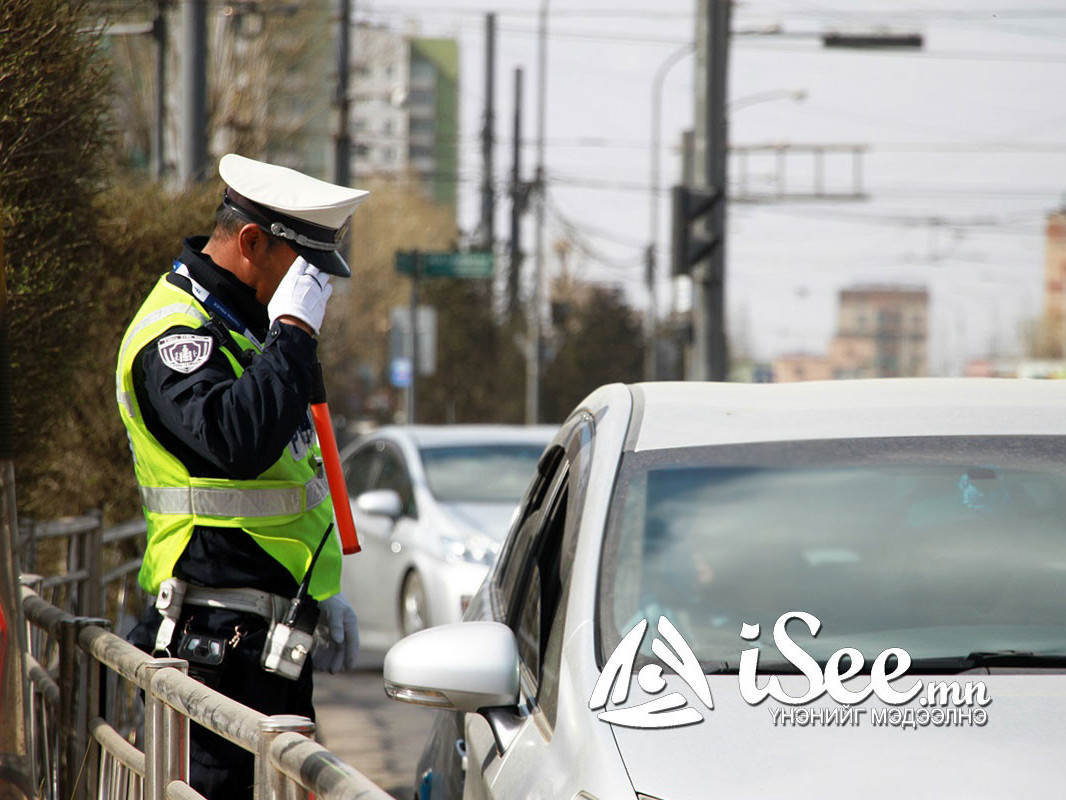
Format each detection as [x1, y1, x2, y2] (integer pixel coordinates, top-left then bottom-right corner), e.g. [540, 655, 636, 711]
[420, 444, 545, 503]
[599, 436, 1066, 672]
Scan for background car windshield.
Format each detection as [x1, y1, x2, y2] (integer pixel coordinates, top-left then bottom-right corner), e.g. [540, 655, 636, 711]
[420, 444, 544, 503]
[599, 436, 1066, 671]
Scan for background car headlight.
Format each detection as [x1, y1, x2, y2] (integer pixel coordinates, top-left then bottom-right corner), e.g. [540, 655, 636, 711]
[441, 532, 499, 565]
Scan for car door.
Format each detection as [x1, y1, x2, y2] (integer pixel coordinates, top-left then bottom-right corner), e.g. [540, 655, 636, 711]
[344, 439, 421, 645]
[462, 436, 583, 800]
[366, 443, 421, 640]
[340, 441, 385, 639]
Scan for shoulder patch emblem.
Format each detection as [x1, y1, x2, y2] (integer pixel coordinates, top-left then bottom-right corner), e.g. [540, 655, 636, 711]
[158, 333, 214, 374]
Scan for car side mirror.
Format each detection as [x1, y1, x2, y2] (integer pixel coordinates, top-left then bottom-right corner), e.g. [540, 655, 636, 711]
[354, 488, 403, 520]
[384, 621, 520, 713]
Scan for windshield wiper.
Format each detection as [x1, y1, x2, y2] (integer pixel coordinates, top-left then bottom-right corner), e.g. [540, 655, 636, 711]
[705, 651, 1066, 676]
[907, 651, 1066, 671]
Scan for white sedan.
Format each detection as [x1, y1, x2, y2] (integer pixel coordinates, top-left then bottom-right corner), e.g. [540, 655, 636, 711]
[339, 424, 555, 653]
[386, 380, 1066, 799]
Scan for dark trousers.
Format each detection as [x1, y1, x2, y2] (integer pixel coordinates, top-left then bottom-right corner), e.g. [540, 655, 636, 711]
[128, 604, 315, 800]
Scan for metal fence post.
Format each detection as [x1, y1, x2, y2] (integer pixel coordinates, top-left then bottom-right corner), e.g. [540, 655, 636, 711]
[83, 621, 110, 800]
[255, 716, 315, 800]
[86, 510, 103, 619]
[18, 518, 36, 572]
[19, 573, 43, 659]
[143, 659, 189, 800]
[57, 616, 109, 800]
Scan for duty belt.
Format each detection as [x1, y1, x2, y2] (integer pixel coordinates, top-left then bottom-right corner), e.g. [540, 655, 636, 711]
[154, 578, 291, 654]
[185, 585, 290, 620]
[139, 475, 329, 519]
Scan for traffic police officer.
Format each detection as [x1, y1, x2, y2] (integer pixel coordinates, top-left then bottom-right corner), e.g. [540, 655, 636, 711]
[118, 154, 368, 797]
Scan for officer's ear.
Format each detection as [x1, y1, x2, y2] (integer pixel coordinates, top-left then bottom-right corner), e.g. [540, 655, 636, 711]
[236, 223, 269, 263]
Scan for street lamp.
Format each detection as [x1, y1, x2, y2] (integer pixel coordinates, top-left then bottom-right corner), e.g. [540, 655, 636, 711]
[646, 43, 695, 381]
[647, 69, 805, 380]
[729, 88, 807, 113]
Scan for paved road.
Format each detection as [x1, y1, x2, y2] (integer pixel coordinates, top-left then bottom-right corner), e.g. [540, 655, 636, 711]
[314, 659, 437, 799]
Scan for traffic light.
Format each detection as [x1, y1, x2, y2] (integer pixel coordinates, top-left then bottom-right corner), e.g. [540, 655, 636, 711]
[671, 185, 721, 276]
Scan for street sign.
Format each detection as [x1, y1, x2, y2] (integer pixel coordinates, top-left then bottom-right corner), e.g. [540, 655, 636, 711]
[390, 306, 437, 376]
[390, 357, 412, 389]
[395, 250, 494, 279]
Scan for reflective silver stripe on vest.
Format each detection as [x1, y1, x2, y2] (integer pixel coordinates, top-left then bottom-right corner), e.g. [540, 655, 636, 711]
[118, 301, 210, 419]
[118, 388, 136, 418]
[140, 476, 329, 518]
[306, 475, 330, 509]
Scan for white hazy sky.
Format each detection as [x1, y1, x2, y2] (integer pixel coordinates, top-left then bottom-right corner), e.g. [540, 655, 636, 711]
[354, 0, 1066, 374]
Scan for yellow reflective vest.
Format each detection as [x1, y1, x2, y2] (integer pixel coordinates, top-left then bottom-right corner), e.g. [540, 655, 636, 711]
[116, 274, 340, 600]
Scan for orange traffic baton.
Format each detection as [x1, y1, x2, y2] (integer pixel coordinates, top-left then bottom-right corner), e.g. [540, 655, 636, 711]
[310, 362, 360, 554]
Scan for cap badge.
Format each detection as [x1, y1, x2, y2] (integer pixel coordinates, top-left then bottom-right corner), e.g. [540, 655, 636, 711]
[334, 216, 351, 245]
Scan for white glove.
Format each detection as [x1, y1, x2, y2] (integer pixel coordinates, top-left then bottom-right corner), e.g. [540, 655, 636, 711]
[314, 594, 359, 673]
[268, 256, 333, 335]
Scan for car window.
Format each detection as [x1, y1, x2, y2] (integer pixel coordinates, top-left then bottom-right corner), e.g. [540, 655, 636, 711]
[343, 444, 379, 497]
[419, 444, 546, 503]
[599, 435, 1066, 671]
[494, 447, 564, 607]
[375, 446, 418, 519]
[503, 467, 569, 701]
[537, 420, 592, 727]
[536, 483, 578, 729]
[495, 448, 565, 616]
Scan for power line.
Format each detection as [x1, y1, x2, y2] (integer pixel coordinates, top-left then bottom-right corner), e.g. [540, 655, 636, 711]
[363, 4, 1066, 22]
[546, 197, 648, 250]
[363, 5, 698, 19]
[356, 130, 1066, 155]
[737, 41, 1066, 65]
[750, 7, 1066, 21]
[359, 8, 1066, 61]
[546, 198, 646, 274]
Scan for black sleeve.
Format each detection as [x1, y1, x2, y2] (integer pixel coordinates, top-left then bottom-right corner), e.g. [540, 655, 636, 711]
[133, 321, 317, 479]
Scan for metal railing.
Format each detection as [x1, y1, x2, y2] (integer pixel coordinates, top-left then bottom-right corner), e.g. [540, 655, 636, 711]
[19, 512, 145, 625]
[21, 586, 394, 800]
[18, 514, 395, 800]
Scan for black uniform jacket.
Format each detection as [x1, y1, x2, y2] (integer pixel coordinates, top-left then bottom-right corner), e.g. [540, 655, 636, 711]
[132, 237, 318, 597]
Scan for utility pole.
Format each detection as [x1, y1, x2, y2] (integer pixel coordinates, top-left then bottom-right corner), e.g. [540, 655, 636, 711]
[508, 67, 524, 320]
[644, 244, 656, 380]
[152, 0, 168, 180]
[179, 0, 208, 185]
[527, 0, 549, 425]
[408, 253, 421, 423]
[334, 0, 352, 186]
[693, 0, 730, 381]
[479, 13, 496, 250]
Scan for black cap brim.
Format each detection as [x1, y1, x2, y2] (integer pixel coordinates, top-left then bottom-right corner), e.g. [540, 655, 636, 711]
[295, 245, 351, 278]
[221, 189, 353, 278]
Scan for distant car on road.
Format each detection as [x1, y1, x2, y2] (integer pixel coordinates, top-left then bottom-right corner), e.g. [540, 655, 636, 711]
[385, 380, 1066, 799]
[339, 424, 555, 653]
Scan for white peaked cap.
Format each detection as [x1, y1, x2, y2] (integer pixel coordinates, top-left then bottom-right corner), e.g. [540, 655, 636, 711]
[218, 153, 370, 277]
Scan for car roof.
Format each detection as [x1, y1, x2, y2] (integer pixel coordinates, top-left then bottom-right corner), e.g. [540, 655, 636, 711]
[628, 379, 1066, 452]
[371, 424, 558, 449]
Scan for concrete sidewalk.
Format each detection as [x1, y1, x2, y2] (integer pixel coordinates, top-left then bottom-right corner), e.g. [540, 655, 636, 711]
[313, 665, 437, 799]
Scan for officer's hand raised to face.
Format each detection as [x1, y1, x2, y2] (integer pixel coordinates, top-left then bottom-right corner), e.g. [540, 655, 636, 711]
[268, 256, 333, 336]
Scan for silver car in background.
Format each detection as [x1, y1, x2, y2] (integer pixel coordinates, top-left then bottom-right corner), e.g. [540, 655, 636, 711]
[339, 424, 555, 653]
